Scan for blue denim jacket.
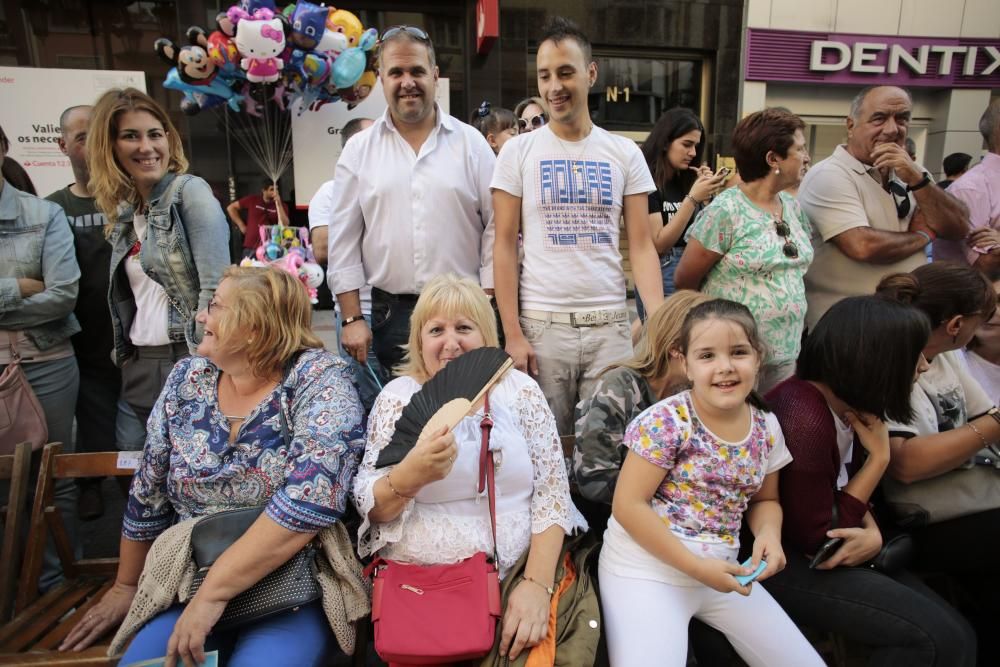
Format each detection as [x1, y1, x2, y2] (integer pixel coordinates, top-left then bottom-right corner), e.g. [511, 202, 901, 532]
[0, 179, 81, 349]
[108, 171, 230, 366]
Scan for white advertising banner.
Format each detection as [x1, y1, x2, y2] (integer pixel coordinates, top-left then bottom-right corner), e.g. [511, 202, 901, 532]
[0, 67, 146, 198]
[290, 77, 449, 209]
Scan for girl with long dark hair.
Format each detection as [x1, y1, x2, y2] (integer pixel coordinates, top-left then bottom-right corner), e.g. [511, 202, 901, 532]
[637, 109, 727, 316]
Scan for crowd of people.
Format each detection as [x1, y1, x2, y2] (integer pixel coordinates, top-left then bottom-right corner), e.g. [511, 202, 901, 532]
[3, 12, 1000, 667]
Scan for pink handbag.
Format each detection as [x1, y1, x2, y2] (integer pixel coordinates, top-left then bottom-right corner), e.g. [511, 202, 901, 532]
[0, 333, 48, 454]
[366, 393, 502, 665]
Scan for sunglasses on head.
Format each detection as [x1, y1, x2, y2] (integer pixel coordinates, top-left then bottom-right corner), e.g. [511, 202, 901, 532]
[888, 180, 912, 219]
[517, 114, 547, 133]
[773, 218, 800, 259]
[380, 25, 431, 43]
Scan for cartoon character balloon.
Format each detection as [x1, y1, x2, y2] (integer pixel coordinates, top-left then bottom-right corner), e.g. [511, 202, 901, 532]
[327, 9, 364, 48]
[289, 0, 327, 50]
[228, 6, 286, 84]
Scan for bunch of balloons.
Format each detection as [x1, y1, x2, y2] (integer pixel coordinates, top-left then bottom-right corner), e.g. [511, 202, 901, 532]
[154, 0, 378, 116]
[240, 223, 324, 303]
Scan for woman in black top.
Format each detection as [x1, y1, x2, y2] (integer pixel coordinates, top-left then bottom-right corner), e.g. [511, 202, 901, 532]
[637, 109, 727, 318]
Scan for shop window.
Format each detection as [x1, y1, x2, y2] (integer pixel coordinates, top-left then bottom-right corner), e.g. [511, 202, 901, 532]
[524, 50, 708, 135]
[590, 54, 703, 131]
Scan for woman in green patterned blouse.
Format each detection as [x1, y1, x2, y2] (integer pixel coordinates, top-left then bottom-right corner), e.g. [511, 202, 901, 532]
[674, 108, 813, 393]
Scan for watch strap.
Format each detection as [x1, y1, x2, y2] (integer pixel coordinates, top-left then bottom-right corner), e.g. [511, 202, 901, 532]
[907, 174, 932, 192]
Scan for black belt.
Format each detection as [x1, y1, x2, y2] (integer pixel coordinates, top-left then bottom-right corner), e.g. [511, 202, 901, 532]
[372, 287, 419, 304]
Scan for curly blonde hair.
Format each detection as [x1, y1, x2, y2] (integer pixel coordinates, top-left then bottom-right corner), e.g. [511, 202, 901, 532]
[86, 87, 188, 226]
[609, 290, 712, 380]
[214, 266, 323, 378]
[397, 274, 499, 382]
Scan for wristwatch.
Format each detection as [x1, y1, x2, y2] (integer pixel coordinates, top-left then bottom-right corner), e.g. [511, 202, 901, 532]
[907, 174, 932, 192]
[341, 315, 364, 327]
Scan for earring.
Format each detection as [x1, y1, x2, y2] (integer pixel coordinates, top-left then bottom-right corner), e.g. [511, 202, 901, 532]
[774, 168, 780, 175]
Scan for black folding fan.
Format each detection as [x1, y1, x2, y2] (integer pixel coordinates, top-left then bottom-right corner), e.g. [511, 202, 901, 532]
[375, 347, 513, 468]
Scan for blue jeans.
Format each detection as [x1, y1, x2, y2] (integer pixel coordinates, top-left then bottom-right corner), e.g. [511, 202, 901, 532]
[118, 602, 335, 667]
[116, 397, 147, 452]
[637, 246, 684, 321]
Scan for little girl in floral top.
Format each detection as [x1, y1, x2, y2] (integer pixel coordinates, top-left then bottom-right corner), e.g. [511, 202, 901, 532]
[599, 299, 823, 666]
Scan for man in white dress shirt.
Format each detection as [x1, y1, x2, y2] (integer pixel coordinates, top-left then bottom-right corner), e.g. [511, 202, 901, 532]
[326, 26, 496, 374]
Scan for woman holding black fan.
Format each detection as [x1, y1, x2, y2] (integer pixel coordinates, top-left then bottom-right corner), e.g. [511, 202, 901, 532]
[354, 274, 587, 665]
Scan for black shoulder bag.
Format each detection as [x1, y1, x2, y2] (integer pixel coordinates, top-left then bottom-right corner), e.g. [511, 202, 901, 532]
[188, 352, 321, 632]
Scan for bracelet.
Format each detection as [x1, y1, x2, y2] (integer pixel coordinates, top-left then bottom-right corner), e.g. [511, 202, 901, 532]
[986, 407, 1000, 427]
[967, 421, 988, 448]
[341, 315, 364, 327]
[914, 230, 933, 245]
[684, 194, 704, 206]
[519, 575, 554, 596]
[385, 471, 414, 500]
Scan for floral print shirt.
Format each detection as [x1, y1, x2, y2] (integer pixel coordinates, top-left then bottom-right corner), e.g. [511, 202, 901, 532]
[685, 187, 814, 365]
[123, 348, 366, 541]
[624, 390, 793, 545]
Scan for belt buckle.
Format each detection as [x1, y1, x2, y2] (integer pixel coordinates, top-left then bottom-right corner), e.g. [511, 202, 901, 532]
[571, 311, 601, 327]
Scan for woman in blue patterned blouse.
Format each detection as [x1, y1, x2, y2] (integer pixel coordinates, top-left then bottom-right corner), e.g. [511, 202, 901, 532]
[61, 266, 366, 666]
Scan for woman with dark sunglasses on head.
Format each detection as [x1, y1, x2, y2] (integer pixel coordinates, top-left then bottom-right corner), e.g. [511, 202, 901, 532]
[514, 96, 547, 134]
[674, 108, 813, 393]
[636, 108, 728, 319]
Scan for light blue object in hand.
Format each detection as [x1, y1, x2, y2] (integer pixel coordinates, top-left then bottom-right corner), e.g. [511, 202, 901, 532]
[734, 558, 767, 586]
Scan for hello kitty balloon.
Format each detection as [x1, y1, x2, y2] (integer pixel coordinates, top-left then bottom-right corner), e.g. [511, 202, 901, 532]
[228, 6, 285, 84]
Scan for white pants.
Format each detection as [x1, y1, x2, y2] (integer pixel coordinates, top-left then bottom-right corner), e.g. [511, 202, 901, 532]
[599, 565, 824, 667]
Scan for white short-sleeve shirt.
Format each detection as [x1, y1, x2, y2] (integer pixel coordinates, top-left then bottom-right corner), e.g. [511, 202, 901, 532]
[490, 125, 654, 312]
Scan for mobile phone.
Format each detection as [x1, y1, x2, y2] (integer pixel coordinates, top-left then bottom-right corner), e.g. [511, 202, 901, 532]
[715, 166, 731, 179]
[808, 537, 845, 569]
[734, 557, 767, 586]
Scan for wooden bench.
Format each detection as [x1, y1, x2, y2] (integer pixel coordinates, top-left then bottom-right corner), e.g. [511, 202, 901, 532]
[0, 442, 32, 624]
[0, 444, 138, 665]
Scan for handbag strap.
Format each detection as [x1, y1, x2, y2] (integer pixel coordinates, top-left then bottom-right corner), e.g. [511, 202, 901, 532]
[6, 332, 20, 364]
[477, 391, 498, 563]
[276, 350, 304, 449]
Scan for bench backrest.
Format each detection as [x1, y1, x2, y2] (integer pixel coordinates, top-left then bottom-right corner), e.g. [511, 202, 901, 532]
[16, 444, 139, 613]
[0, 442, 32, 622]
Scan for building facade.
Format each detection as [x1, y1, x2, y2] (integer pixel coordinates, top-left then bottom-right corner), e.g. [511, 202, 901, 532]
[4, 1, 995, 195]
[740, 0, 1000, 176]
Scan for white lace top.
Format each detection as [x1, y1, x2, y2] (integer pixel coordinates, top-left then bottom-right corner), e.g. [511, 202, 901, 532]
[353, 369, 587, 578]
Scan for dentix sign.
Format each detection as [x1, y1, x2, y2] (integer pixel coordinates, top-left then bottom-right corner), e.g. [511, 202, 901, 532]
[746, 28, 1000, 89]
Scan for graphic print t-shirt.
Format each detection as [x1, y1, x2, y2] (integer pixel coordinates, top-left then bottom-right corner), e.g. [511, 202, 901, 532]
[491, 126, 655, 312]
[647, 179, 694, 249]
[46, 186, 112, 366]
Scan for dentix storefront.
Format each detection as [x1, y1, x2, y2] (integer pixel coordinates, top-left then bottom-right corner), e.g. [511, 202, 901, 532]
[740, 0, 1000, 178]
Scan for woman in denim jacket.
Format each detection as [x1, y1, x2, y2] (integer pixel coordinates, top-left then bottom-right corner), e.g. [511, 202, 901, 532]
[0, 123, 81, 590]
[87, 88, 230, 429]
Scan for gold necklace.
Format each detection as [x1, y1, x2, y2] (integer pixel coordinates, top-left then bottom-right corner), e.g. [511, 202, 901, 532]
[553, 124, 594, 176]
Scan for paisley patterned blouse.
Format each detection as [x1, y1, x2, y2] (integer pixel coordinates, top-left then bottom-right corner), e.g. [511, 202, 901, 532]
[122, 348, 366, 541]
[625, 390, 792, 545]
